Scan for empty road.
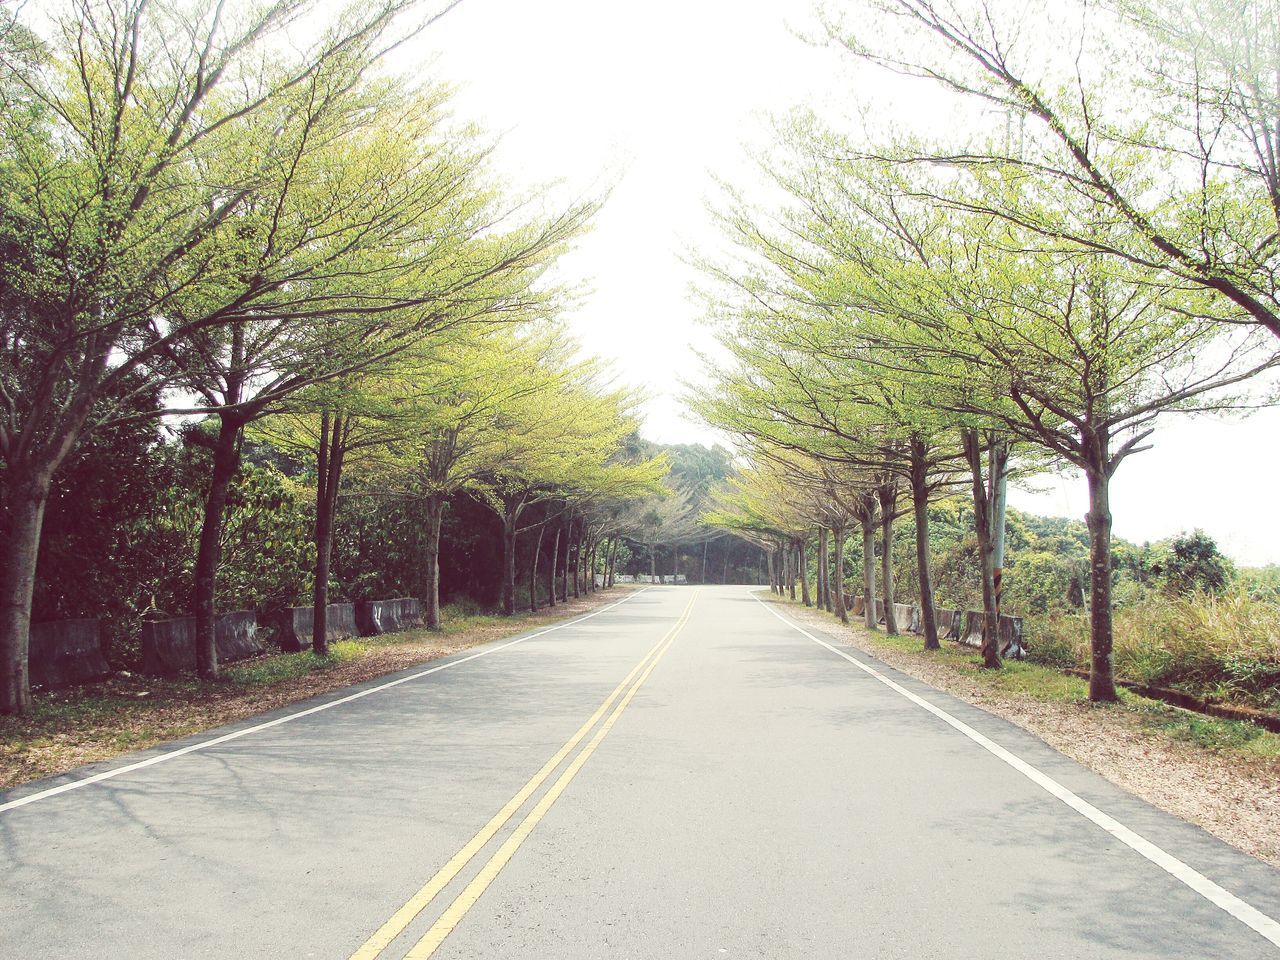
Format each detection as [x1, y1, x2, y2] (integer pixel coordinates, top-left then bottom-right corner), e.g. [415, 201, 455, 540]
[2, 585, 1278, 958]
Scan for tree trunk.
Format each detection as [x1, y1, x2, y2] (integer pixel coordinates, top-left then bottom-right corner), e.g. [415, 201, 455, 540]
[530, 524, 545, 612]
[560, 518, 572, 602]
[424, 495, 445, 629]
[963, 428, 1001, 669]
[193, 417, 244, 679]
[501, 512, 517, 616]
[817, 527, 829, 611]
[787, 542, 797, 600]
[860, 519, 880, 632]
[650, 544, 657, 585]
[0, 468, 53, 715]
[1085, 466, 1118, 701]
[880, 515, 898, 634]
[607, 537, 618, 587]
[312, 410, 346, 656]
[910, 436, 940, 650]
[576, 529, 586, 599]
[701, 539, 709, 584]
[766, 548, 776, 594]
[799, 537, 811, 606]
[312, 504, 334, 657]
[548, 527, 560, 608]
[833, 525, 848, 624]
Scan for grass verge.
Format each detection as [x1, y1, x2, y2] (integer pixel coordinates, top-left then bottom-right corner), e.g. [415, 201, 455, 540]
[764, 592, 1280, 765]
[0, 589, 636, 792]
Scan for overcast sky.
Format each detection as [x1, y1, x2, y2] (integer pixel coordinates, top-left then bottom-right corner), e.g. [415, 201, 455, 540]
[413, 0, 1280, 567]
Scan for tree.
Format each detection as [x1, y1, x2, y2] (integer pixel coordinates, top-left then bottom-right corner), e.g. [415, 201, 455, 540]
[465, 348, 663, 615]
[832, 0, 1280, 340]
[253, 376, 413, 651]
[615, 484, 701, 583]
[164, 85, 592, 676]
[693, 82, 1278, 697]
[1158, 529, 1235, 596]
[0, 0, 462, 712]
[367, 326, 608, 624]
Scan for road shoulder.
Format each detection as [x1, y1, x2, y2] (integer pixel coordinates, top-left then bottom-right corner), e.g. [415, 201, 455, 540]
[762, 591, 1280, 868]
[0, 587, 640, 794]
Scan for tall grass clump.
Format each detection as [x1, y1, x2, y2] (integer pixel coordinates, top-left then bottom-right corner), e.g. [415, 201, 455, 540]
[1029, 587, 1280, 709]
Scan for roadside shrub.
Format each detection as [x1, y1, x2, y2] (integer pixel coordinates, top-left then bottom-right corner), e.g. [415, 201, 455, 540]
[1153, 529, 1235, 596]
[441, 598, 486, 620]
[145, 456, 314, 618]
[1020, 616, 1078, 669]
[1005, 551, 1077, 615]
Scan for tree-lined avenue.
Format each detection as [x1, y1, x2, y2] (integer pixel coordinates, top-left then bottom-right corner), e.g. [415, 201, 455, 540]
[1, 586, 1278, 958]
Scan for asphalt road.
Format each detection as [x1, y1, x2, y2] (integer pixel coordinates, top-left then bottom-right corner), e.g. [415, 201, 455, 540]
[2, 585, 1279, 959]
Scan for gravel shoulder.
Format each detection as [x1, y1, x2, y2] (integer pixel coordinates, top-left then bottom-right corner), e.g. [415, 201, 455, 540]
[0, 588, 637, 791]
[766, 592, 1280, 867]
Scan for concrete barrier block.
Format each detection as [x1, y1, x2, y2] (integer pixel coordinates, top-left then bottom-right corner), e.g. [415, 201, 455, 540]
[875, 599, 886, 624]
[850, 595, 865, 617]
[141, 611, 262, 675]
[217, 610, 261, 662]
[355, 598, 425, 636]
[999, 614, 1026, 659]
[936, 608, 961, 637]
[28, 619, 109, 690]
[891, 602, 912, 628]
[275, 603, 358, 652]
[954, 610, 1025, 658]
[908, 605, 922, 634]
[945, 609, 963, 641]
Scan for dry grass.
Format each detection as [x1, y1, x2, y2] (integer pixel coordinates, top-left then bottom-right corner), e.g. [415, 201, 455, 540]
[0, 589, 635, 792]
[765, 591, 1280, 867]
[1030, 588, 1280, 709]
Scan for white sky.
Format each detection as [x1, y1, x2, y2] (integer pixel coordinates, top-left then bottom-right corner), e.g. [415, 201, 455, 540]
[414, 0, 1280, 567]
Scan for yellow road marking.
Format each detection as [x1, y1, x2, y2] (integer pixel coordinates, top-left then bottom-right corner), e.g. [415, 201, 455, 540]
[403, 590, 697, 959]
[349, 590, 698, 960]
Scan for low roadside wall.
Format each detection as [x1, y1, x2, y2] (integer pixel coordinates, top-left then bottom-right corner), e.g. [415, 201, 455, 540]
[275, 603, 358, 652]
[907, 605, 921, 634]
[141, 611, 261, 675]
[355, 598, 425, 636]
[28, 619, 110, 690]
[907, 606, 964, 640]
[957, 610, 1025, 659]
[940, 608, 963, 641]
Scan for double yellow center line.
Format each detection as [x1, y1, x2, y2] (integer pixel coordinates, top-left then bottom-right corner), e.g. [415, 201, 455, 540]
[350, 589, 699, 960]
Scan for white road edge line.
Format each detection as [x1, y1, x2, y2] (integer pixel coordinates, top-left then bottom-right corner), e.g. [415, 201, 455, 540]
[755, 595, 1280, 950]
[0, 589, 651, 815]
